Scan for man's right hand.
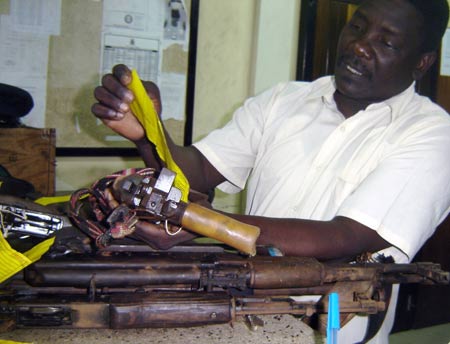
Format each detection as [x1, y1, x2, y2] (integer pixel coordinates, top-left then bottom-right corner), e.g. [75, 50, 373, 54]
[91, 64, 162, 143]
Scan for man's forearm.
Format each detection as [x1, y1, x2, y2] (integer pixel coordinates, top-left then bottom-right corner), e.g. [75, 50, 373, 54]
[134, 134, 224, 194]
[134, 137, 162, 170]
[224, 214, 390, 261]
[163, 130, 226, 193]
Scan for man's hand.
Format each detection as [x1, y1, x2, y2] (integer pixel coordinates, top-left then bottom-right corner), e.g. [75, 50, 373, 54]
[91, 64, 162, 143]
[129, 189, 215, 250]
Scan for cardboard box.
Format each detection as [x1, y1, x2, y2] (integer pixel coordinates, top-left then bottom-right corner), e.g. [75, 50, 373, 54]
[0, 128, 56, 196]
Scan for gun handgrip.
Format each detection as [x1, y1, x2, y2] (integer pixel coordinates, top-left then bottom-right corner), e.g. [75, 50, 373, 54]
[181, 203, 260, 256]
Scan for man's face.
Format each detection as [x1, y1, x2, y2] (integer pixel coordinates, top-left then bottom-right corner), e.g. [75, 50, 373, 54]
[334, 0, 425, 103]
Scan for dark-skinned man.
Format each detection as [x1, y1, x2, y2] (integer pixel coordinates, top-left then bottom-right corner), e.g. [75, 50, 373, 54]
[92, 0, 450, 342]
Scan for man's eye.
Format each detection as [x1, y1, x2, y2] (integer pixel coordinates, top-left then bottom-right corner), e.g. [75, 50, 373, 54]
[383, 40, 397, 50]
[349, 23, 362, 31]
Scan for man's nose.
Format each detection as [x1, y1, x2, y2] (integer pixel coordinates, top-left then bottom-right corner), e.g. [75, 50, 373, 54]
[353, 39, 372, 59]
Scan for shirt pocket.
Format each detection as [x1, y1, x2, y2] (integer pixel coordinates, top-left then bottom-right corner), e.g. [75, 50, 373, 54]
[334, 142, 385, 208]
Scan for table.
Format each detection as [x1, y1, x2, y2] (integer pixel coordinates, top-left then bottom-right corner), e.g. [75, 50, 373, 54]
[1, 315, 324, 344]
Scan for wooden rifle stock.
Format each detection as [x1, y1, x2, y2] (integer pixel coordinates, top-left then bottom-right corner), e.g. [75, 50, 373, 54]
[180, 203, 260, 256]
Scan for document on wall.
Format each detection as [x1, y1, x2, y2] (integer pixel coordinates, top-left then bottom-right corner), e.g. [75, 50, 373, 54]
[101, 0, 190, 122]
[440, 28, 450, 76]
[0, 14, 52, 128]
[9, 0, 61, 35]
[160, 72, 187, 121]
[0, 0, 61, 128]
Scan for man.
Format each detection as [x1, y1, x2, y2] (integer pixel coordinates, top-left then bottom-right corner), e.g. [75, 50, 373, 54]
[92, 0, 450, 342]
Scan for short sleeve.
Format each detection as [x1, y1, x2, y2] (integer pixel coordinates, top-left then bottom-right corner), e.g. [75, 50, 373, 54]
[337, 119, 450, 260]
[193, 83, 287, 193]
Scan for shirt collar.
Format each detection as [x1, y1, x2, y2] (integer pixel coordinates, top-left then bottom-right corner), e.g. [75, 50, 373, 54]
[304, 76, 336, 103]
[378, 82, 416, 119]
[308, 76, 416, 121]
[357, 82, 416, 121]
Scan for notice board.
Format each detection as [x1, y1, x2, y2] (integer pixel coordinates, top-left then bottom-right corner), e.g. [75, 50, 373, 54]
[0, 0, 197, 153]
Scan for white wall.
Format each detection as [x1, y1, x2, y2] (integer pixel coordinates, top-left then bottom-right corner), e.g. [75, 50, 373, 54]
[192, 0, 300, 213]
[251, 0, 300, 95]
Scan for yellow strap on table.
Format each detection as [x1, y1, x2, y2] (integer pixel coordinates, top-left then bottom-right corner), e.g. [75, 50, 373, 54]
[0, 195, 69, 283]
[34, 194, 71, 206]
[128, 69, 190, 202]
[0, 233, 54, 284]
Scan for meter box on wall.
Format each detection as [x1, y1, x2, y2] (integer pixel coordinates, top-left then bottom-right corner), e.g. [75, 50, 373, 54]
[101, 34, 160, 83]
[100, 0, 166, 84]
[99, 0, 190, 125]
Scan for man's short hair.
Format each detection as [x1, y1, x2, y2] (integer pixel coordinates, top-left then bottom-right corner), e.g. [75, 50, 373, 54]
[407, 0, 449, 52]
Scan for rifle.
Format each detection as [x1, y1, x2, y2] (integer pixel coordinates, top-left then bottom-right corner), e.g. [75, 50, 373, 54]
[1, 243, 448, 333]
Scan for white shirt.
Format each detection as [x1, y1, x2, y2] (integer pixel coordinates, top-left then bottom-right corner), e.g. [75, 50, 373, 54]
[194, 76, 450, 343]
[194, 76, 450, 264]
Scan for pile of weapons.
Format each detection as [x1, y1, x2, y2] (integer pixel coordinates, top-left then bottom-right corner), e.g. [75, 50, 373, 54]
[2, 247, 449, 333]
[0, 168, 449, 334]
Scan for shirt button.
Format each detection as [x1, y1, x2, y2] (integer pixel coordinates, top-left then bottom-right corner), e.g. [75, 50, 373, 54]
[340, 125, 346, 132]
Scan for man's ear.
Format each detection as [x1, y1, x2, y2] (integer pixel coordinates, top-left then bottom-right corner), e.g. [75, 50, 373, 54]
[413, 52, 437, 80]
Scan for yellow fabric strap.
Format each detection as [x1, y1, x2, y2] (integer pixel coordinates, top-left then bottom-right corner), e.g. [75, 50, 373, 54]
[128, 69, 190, 202]
[1, 195, 64, 283]
[0, 234, 55, 284]
[34, 194, 71, 206]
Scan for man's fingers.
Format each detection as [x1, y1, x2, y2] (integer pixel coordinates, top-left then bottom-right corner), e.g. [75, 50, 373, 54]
[91, 102, 124, 120]
[93, 85, 129, 117]
[91, 64, 146, 142]
[112, 64, 133, 85]
[93, 107, 145, 142]
[100, 74, 134, 103]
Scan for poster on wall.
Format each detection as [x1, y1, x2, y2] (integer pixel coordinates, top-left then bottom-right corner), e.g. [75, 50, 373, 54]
[97, 0, 191, 145]
[0, 0, 61, 129]
[100, 0, 189, 122]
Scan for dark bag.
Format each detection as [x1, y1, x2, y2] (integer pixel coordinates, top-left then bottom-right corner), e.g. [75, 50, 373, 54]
[0, 165, 36, 199]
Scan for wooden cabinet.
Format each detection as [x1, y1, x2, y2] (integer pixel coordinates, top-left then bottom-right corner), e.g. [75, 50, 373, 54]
[0, 128, 56, 196]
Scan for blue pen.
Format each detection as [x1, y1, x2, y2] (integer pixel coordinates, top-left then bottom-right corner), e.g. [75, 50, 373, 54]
[327, 292, 340, 344]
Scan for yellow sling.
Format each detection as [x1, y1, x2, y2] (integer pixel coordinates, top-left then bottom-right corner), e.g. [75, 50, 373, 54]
[127, 69, 190, 202]
[0, 233, 54, 284]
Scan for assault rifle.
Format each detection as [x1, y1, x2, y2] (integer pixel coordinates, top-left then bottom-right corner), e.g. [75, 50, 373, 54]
[1, 241, 448, 334]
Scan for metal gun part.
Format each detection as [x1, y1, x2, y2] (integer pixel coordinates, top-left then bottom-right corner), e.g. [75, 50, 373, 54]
[116, 168, 182, 219]
[0, 204, 66, 238]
